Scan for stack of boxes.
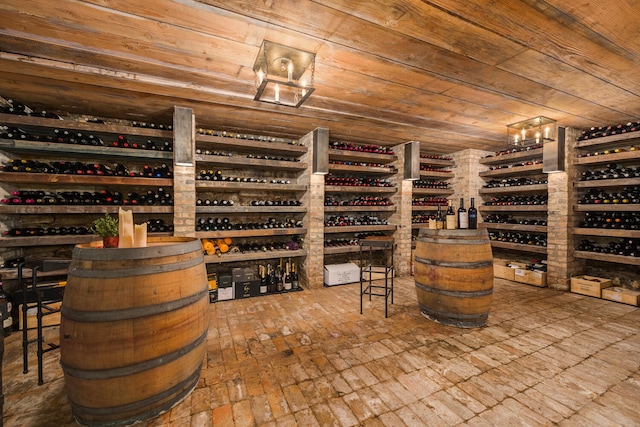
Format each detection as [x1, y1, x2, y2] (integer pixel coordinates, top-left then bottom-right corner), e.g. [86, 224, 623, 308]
[493, 259, 547, 287]
[570, 275, 640, 306]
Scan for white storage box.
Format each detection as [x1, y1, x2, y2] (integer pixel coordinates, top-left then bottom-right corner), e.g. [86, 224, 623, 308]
[324, 263, 360, 286]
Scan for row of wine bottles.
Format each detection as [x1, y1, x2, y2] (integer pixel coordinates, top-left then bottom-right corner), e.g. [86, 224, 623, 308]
[577, 238, 639, 257]
[412, 180, 450, 189]
[330, 141, 394, 155]
[578, 212, 640, 229]
[196, 169, 291, 184]
[196, 128, 298, 145]
[487, 159, 542, 171]
[0, 126, 173, 151]
[420, 154, 452, 161]
[419, 166, 452, 173]
[484, 143, 543, 158]
[484, 214, 547, 226]
[324, 215, 388, 227]
[258, 259, 300, 294]
[1, 188, 172, 206]
[246, 154, 300, 162]
[329, 160, 394, 169]
[324, 232, 387, 247]
[421, 198, 477, 230]
[3, 159, 173, 178]
[577, 145, 637, 157]
[578, 188, 640, 204]
[580, 164, 640, 181]
[488, 231, 547, 246]
[196, 217, 303, 231]
[324, 196, 393, 207]
[324, 175, 393, 187]
[484, 195, 548, 206]
[212, 239, 302, 254]
[412, 197, 449, 206]
[483, 177, 547, 188]
[3, 218, 172, 237]
[577, 122, 640, 141]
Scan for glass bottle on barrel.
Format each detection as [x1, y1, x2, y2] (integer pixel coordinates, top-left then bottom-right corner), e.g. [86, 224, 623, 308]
[445, 200, 456, 230]
[457, 197, 468, 229]
[468, 197, 478, 229]
[435, 203, 445, 229]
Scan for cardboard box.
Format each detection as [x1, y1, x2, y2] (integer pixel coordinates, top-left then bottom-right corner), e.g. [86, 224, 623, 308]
[324, 263, 360, 286]
[601, 287, 640, 306]
[218, 275, 232, 288]
[493, 260, 515, 281]
[217, 286, 234, 301]
[234, 279, 260, 299]
[209, 289, 218, 303]
[571, 275, 612, 297]
[18, 302, 61, 330]
[514, 268, 547, 287]
[232, 267, 256, 283]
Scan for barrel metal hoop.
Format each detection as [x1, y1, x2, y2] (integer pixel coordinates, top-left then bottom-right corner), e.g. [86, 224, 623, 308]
[417, 238, 489, 245]
[61, 288, 208, 322]
[69, 365, 201, 424]
[415, 280, 493, 298]
[419, 304, 488, 328]
[414, 256, 493, 269]
[72, 239, 202, 261]
[68, 255, 203, 278]
[61, 330, 206, 380]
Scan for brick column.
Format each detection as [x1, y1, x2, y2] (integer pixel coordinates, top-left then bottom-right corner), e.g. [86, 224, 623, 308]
[172, 106, 196, 237]
[449, 149, 491, 222]
[392, 142, 413, 276]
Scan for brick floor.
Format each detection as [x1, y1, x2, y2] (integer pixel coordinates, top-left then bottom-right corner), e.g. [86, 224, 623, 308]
[3, 277, 640, 426]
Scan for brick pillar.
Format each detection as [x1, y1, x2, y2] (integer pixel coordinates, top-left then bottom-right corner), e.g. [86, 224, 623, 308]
[172, 106, 196, 237]
[546, 127, 580, 290]
[300, 128, 326, 290]
[392, 142, 413, 276]
[449, 149, 491, 222]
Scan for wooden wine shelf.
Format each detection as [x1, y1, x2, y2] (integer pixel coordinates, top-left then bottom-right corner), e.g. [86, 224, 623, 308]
[328, 164, 397, 175]
[195, 181, 307, 192]
[479, 163, 544, 178]
[0, 113, 173, 138]
[324, 245, 384, 255]
[196, 154, 308, 171]
[489, 241, 547, 254]
[0, 139, 173, 160]
[574, 250, 640, 266]
[328, 148, 397, 164]
[196, 134, 307, 157]
[412, 188, 454, 196]
[575, 150, 640, 165]
[479, 183, 548, 195]
[196, 206, 306, 214]
[323, 225, 396, 234]
[480, 223, 547, 233]
[574, 177, 640, 189]
[324, 185, 396, 194]
[0, 205, 173, 215]
[195, 228, 307, 239]
[412, 205, 440, 211]
[573, 228, 640, 239]
[573, 203, 640, 212]
[574, 132, 640, 149]
[204, 249, 307, 264]
[480, 205, 548, 212]
[0, 172, 173, 187]
[419, 170, 454, 179]
[0, 232, 172, 248]
[419, 157, 454, 167]
[479, 147, 544, 165]
[325, 205, 395, 213]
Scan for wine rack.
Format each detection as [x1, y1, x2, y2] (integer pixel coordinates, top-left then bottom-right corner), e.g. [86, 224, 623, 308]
[0, 113, 175, 254]
[478, 146, 548, 255]
[324, 143, 398, 256]
[573, 130, 640, 266]
[194, 130, 308, 265]
[411, 155, 455, 237]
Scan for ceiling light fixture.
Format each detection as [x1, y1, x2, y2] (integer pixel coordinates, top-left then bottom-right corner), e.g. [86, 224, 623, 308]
[507, 116, 556, 147]
[253, 40, 315, 108]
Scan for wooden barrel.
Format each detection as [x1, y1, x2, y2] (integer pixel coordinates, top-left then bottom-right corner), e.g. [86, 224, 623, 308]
[414, 229, 493, 328]
[60, 236, 209, 426]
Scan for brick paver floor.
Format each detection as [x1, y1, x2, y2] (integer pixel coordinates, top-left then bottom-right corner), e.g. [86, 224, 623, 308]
[3, 277, 639, 426]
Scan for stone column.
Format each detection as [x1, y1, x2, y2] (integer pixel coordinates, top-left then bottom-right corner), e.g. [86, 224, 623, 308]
[449, 148, 492, 222]
[172, 106, 196, 237]
[392, 142, 413, 276]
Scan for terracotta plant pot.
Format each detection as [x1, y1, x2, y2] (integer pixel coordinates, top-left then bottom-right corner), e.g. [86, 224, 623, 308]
[102, 236, 119, 248]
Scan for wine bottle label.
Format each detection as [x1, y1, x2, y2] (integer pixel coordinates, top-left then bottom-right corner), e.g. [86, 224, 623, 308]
[458, 213, 468, 229]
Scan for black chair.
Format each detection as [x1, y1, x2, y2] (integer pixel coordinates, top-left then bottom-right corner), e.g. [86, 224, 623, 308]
[16, 258, 69, 385]
[359, 237, 394, 318]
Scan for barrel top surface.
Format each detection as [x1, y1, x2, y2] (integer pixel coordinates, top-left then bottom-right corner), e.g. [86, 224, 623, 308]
[417, 228, 488, 239]
[72, 237, 202, 261]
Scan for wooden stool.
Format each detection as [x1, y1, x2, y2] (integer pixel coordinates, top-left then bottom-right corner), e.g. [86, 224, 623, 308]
[359, 236, 394, 318]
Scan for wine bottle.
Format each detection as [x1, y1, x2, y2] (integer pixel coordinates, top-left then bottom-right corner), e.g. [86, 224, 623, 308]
[291, 262, 299, 289]
[435, 204, 445, 229]
[457, 197, 468, 229]
[445, 200, 456, 229]
[284, 259, 292, 291]
[259, 265, 268, 294]
[468, 197, 478, 229]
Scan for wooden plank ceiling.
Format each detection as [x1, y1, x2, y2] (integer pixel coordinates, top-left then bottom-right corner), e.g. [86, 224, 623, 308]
[0, 0, 639, 154]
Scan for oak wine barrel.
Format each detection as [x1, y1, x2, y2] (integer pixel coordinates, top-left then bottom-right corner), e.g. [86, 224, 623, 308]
[60, 236, 209, 426]
[414, 229, 493, 328]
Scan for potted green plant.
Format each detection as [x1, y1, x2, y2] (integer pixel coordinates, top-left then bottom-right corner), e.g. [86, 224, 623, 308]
[92, 213, 119, 248]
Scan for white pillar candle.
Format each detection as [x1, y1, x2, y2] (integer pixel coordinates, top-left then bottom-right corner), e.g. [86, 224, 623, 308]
[118, 208, 134, 248]
[134, 223, 147, 248]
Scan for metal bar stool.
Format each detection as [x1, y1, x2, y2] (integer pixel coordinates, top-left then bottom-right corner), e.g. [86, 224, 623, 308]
[17, 258, 68, 385]
[359, 236, 394, 318]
